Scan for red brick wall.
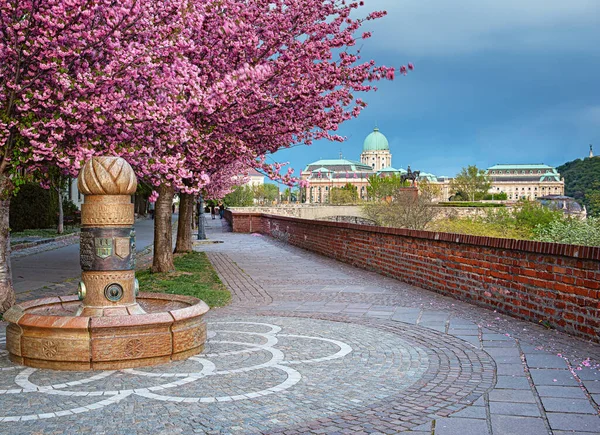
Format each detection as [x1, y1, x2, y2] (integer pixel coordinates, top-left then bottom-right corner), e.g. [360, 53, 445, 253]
[224, 210, 263, 233]
[228, 211, 600, 343]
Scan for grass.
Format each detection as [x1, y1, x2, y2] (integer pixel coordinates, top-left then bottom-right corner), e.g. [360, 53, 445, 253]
[136, 251, 231, 308]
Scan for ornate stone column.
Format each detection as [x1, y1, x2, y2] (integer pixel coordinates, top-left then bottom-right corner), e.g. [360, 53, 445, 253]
[76, 156, 144, 316]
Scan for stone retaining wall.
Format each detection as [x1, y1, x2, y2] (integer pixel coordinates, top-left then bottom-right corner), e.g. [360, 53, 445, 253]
[224, 210, 600, 343]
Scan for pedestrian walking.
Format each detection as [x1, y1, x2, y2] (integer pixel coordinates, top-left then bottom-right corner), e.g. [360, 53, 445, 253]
[218, 201, 225, 219]
[210, 204, 216, 219]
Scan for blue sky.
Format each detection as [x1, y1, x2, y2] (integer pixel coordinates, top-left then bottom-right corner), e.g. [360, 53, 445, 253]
[270, 0, 600, 183]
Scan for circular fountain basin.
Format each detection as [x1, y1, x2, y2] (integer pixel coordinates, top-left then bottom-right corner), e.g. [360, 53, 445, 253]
[3, 293, 209, 370]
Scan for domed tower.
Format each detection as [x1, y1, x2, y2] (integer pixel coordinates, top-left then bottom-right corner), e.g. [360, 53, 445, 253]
[360, 127, 392, 171]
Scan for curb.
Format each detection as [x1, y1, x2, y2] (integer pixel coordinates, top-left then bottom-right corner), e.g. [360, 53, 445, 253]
[11, 232, 80, 252]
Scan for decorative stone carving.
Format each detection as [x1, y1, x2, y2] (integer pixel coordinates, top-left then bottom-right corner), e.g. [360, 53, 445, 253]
[78, 156, 137, 195]
[42, 340, 58, 358]
[124, 339, 144, 358]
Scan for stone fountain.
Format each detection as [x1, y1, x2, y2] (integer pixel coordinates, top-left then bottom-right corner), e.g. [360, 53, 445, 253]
[3, 157, 209, 370]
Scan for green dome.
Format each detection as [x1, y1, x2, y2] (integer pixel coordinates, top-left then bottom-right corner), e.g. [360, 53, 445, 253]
[362, 127, 389, 152]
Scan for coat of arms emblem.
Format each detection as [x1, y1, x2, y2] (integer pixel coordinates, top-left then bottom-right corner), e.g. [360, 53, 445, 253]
[95, 238, 113, 259]
[114, 237, 131, 259]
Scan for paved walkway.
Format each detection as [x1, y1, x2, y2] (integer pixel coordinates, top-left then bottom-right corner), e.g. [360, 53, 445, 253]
[0, 216, 598, 434]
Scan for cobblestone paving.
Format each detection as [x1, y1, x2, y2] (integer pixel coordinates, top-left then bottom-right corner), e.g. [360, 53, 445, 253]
[207, 253, 272, 305]
[199, 219, 600, 434]
[0, 216, 598, 434]
[0, 315, 493, 434]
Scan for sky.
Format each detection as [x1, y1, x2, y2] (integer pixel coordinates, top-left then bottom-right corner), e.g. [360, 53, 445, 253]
[269, 0, 600, 183]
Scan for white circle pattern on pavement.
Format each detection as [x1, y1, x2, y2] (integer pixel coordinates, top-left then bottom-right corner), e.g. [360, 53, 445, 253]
[0, 321, 352, 422]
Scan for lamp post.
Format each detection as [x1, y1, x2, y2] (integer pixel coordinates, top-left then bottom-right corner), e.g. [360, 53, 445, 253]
[197, 195, 206, 240]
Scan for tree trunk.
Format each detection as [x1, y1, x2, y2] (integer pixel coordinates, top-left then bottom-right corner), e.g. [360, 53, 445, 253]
[0, 180, 15, 312]
[174, 192, 194, 253]
[57, 186, 64, 234]
[151, 184, 175, 273]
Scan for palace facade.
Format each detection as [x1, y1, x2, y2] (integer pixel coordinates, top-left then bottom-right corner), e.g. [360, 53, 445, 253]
[301, 127, 565, 204]
[486, 164, 564, 200]
[302, 127, 417, 203]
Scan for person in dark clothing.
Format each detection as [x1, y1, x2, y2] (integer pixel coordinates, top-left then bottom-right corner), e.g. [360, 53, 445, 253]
[218, 201, 225, 219]
[210, 204, 216, 219]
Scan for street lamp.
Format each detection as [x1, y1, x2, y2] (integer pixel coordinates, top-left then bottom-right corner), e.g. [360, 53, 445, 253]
[197, 195, 206, 240]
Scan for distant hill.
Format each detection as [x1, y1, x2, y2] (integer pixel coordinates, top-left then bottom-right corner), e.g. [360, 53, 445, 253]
[557, 156, 600, 216]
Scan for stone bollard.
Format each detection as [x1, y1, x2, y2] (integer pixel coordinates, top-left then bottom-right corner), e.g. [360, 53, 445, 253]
[76, 156, 144, 316]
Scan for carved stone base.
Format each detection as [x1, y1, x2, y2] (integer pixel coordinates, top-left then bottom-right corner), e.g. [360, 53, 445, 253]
[3, 293, 209, 371]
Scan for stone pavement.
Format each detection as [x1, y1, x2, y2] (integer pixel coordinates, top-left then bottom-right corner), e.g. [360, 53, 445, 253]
[0, 216, 598, 434]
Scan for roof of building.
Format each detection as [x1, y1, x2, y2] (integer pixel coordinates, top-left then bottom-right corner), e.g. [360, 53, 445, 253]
[540, 172, 561, 182]
[418, 172, 438, 182]
[308, 172, 371, 181]
[377, 166, 407, 174]
[303, 159, 373, 173]
[246, 168, 264, 177]
[362, 127, 390, 152]
[489, 175, 561, 183]
[488, 164, 556, 171]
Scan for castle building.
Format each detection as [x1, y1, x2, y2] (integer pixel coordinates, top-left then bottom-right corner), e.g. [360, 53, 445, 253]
[301, 128, 566, 204]
[486, 164, 564, 200]
[301, 127, 410, 203]
[360, 127, 392, 171]
[300, 158, 373, 203]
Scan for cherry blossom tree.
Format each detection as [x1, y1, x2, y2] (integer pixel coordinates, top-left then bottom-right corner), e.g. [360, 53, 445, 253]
[1, 0, 411, 310]
[166, 0, 411, 262]
[0, 0, 203, 309]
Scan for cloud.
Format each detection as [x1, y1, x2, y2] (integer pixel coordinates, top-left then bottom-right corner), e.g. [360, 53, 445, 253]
[360, 0, 600, 55]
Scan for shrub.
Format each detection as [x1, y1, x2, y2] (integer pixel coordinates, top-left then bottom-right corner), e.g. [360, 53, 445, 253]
[436, 202, 505, 208]
[513, 200, 562, 230]
[9, 183, 58, 232]
[62, 199, 81, 225]
[482, 192, 508, 200]
[362, 190, 439, 230]
[534, 217, 600, 246]
[429, 217, 531, 240]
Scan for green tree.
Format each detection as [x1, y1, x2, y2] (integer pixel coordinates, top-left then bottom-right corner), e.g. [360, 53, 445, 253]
[252, 184, 279, 205]
[282, 188, 292, 202]
[224, 185, 254, 207]
[362, 189, 439, 230]
[449, 165, 491, 201]
[557, 156, 600, 215]
[584, 183, 600, 217]
[330, 183, 359, 204]
[513, 199, 562, 229]
[366, 173, 406, 201]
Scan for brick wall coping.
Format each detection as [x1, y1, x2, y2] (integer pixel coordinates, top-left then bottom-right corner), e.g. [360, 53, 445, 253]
[230, 211, 600, 261]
